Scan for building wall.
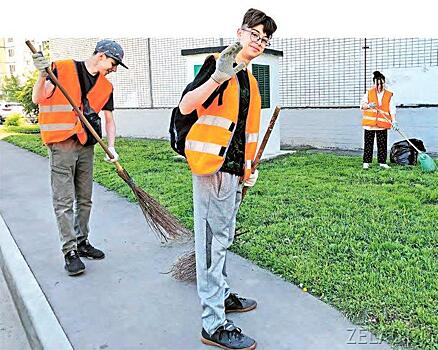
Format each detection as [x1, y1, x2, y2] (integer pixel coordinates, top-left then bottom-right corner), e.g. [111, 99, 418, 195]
[0, 37, 15, 84]
[50, 37, 438, 109]
[0, 37, 46, 87]
[101, 107, 438, 153]
[50, 38, 438, 153]
[277, 38, 438, 107]
[50, 38, 221, 108]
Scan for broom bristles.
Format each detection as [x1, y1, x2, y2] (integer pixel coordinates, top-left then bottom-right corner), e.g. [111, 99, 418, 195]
[170, 228, 246, 281]
[117, 168, 191, 242]
[170, 250, 197, 282]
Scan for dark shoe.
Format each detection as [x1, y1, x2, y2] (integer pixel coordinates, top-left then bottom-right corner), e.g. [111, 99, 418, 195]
[64, 250, 85, 276]
[77, 239, 105, 260]
[201, 321, 256, 350]
[225, 293, 257, 313]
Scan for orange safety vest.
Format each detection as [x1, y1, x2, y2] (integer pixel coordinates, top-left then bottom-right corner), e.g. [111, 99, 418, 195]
[185, 71, 261, 181]
[361, 87, 393, 129]
[38, 59, 113, 145]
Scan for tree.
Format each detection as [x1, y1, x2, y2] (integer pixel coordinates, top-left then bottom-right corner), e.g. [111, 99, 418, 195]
[0, 72, 38, 121]
[1, 75, 21, 102]
[17, 71, 38, 118]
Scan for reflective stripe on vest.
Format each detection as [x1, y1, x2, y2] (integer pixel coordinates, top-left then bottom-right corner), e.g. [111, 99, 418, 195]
[39, 105, 73, 113]
[361, 87, 393, 129]
[245, 160, 252, 170]
[246, 132, 258, 143]
[185, 140, 224, 155]
[196, 115, 235, 130]
[185, 65, 261, 180]
[39, 123, 76, 131]
[38, 59, 112, 145]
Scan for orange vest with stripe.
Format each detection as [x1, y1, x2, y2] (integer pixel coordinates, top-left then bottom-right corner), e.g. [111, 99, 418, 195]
[38, 59, 113, 145]
[185, 71, 261, 181]
[361, 87, 393, 129]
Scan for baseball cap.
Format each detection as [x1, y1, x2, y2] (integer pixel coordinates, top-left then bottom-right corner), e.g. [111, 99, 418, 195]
[95, 39, 128, 69]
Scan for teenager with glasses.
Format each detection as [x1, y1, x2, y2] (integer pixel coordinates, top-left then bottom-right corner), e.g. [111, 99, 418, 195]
[178, 8, 277, 350]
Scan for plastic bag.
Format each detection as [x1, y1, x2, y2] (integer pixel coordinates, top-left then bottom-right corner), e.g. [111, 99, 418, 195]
[390, 139, 426, 165]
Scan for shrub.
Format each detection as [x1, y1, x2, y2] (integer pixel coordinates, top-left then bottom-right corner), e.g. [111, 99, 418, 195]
[4, 113, 25, 127]
[17, 71, 39, 119]
[1, 72, 39, 122]
[4, 124, 40, 134]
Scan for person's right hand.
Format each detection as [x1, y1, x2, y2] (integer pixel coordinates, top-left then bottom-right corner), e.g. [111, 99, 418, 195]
[243, 169, 259, 187]
[210, 42, 246, 85]
[104, 147, 119, 163]
[368, 102, 376, 109]
[32, 52, 50, 74]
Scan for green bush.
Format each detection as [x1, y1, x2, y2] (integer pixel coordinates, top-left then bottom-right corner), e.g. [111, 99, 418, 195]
[1, 72, 39, 122]
[17, 71, 39, 119]
[0, 75, 21, 101]
[4, 113, 25, 126]
[4, 124, 40, 134]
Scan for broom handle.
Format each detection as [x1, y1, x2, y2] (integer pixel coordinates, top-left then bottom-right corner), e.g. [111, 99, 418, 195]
[242, 106, 281, 198]
[25, 40, 124, 172]
[377, 109, 422, 154]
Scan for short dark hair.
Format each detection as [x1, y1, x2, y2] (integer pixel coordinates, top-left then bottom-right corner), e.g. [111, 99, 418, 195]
[242, 8, 277, 38]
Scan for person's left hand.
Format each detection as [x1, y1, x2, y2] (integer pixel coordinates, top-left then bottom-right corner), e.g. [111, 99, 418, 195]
[104, 147, 119, 163]
[243, 169, 259, 187]
[210, 42, 246, 85]
[32, 52, 50, 75]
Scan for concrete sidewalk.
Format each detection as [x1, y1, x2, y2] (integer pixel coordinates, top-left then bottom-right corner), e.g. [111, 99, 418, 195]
[0, 140, 391, 350]
[0, 269, 31, 350]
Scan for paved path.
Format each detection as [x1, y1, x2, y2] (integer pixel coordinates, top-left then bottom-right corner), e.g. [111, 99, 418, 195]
[0, 269, 31, 350]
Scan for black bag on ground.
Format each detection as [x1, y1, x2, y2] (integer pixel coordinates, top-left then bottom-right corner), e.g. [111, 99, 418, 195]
[390, 138, 426, 165]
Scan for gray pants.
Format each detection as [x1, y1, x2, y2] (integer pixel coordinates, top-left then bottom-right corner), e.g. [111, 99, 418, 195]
[192, 172, 243, 335]
[48, 138, 94, 255]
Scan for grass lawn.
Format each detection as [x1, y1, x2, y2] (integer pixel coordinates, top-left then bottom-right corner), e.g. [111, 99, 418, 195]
[1, 128, 437, 349]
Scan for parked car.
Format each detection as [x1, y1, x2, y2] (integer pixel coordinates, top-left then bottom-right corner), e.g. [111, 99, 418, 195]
[0, 101, 24, 124]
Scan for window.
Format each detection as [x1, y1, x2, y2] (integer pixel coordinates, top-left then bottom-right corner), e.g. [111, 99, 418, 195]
[8, 49, 14, 57]
[9, 65, 15, 74]
[252, 64, 270, 109]
[7, 38, 13, 42]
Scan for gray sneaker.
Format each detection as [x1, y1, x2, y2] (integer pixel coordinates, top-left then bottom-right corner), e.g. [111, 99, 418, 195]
[64, 250, 85, 276]
[77, 239, 105, 260]
[201, 321, 256, 350]
[225, 293, 257, 313]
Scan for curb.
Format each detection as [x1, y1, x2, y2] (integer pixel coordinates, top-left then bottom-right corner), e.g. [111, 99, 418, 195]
[0, 213, 73, 350]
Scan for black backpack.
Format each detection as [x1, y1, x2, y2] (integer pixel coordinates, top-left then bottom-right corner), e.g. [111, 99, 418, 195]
[169, 106, 197, 156]
[169, 55, 222, 157]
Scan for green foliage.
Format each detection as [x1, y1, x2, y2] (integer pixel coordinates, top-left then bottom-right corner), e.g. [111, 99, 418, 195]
[2, 132, 438, 349]
[1, 75, 21, 101]
[1, 72, 38, 120]
[4, 124, 40, 134]
[4, 113, 25, 126]
[16, 71, 39, 118]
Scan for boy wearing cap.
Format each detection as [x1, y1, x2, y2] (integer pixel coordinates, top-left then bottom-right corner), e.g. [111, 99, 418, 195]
[32, 39, 128, 276]
[178, 8, 277, 350]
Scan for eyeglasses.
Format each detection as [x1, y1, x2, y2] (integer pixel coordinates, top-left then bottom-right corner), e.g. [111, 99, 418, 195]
[241, 28, 271, 47]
